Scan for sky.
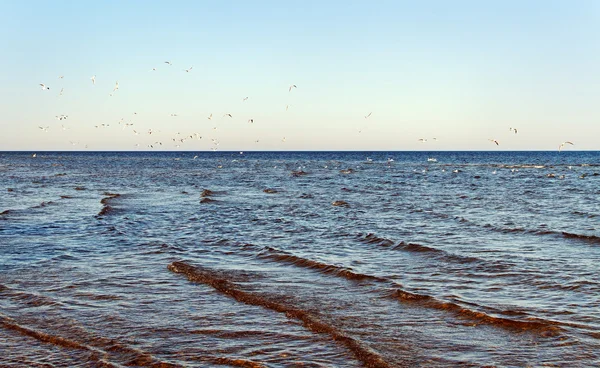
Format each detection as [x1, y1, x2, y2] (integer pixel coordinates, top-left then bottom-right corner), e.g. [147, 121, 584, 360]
[1, 0, 599, 151]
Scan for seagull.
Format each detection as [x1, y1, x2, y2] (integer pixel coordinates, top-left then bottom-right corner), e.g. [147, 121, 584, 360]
[58, 76, 64, 79]
[224, 113, 232, 118]
[90, 75, 95, 85]
[32, 153, 36, 158]
[242, 97, 249, 101]
[558, 141, 574, 152]
[418, 138, 427, 143]
[184, 66, 193, 72]
[150, 68, 157, 71]
[509, 127, 518, 134]
[38, 126, 49, 132]
[289, 84, 297, 92]
[193, 155, 198, 160]
[207, 113, 213, 120]
[364, 112, 372, 119]
[282, 137, 286, 142]
[489, 139, 499, 146]
[285, 105, 290, 111]
[248, 118, 254, 124]
[113, 81, 119, 92]
[39, 83, 50, 90]
[165, 61, 172, 65]
[59, 88, 64, 96]
[170, 113, 178, 117]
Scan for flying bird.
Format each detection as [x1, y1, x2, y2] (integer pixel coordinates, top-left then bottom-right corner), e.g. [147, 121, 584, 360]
[113, 81, 119, 92]
[289, 84, 297, 92]
[165, 61, 172, 65]
[418, 138, 427, 143]
[248, 119, 254, 123]
[184, 66, 193, 72]
[58, 76, 64, 79]
[39, 83, 50, 90]
[207, 113, 213, 120]
[364, 112, 372, 119]
[91, 75, 96, 85]
[509, 127, 518, 134]
[489, 139, 499, 146]
[224, 113, 232, 118]
[558, 141, 574, 152]
[59, 88, 64, 96]
[243, 97, 248, 101]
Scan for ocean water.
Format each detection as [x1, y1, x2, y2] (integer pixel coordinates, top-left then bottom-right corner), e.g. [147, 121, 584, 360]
[0, 151, 599, 367]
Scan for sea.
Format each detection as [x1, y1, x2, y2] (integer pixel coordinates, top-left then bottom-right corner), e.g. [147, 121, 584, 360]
[0, 151, 599, 367]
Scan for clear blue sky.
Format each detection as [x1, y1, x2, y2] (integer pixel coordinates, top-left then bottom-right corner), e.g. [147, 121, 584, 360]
[1, 0, 599, 151]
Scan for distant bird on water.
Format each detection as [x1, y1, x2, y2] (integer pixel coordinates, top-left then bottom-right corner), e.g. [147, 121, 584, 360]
[558, 141, 574, 152]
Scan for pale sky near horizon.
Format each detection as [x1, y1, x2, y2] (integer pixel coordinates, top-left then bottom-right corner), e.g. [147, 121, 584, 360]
[1, 1, 599, 151]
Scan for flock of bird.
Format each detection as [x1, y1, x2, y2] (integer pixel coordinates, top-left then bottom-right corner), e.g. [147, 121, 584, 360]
[37, 63, 575, 152]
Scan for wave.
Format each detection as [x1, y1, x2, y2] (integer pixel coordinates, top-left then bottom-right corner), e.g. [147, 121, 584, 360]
[258, 246, 388, 283]
[414, 208, 600, 246]
[485, 226, 600, 245]
[168, 261, 392, 368]
[256, 246, 562, 336]
[356, 233, 481, 264]
[97, 193, 121, 217]
[211, 357, 266, 368]
[0, 313, 183, 367]
[560, 232, 600, 244]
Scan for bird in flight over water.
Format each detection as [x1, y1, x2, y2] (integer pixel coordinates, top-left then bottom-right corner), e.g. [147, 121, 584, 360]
[558, 141, 574, 152]
[489, 139, 499, 146]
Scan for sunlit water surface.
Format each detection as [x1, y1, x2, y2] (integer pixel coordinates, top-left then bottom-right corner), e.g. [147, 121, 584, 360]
[1, 151, 599, 367]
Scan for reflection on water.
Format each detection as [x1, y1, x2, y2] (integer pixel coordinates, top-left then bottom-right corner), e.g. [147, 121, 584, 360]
[1, 151, 599, 367]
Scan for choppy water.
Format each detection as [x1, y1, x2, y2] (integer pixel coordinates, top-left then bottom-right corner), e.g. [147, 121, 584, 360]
[1, 151, 599, 367]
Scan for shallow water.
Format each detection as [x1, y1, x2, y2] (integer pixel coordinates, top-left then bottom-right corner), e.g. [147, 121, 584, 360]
[1, 151, 599, 367]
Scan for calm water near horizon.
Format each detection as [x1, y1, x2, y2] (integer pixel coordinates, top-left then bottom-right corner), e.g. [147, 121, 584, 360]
[1, 151, 599, 367]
